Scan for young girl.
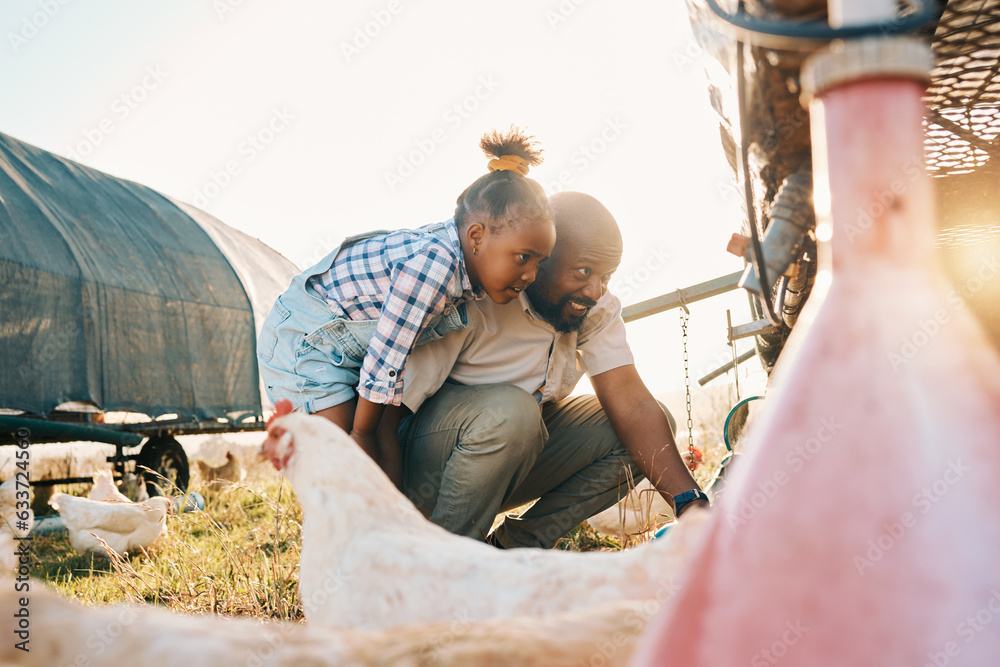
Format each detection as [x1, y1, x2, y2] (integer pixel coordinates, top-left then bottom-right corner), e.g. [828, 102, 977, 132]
[257, 127, 556, 484]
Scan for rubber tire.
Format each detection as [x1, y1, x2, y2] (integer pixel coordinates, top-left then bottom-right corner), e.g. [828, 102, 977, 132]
[135, 435, 190, 497]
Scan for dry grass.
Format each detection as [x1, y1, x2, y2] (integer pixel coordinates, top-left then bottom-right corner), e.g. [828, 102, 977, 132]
[31, 471, 304, 620]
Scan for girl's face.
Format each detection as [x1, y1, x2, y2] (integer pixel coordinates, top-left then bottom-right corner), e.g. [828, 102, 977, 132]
[464, 213, 556, 304]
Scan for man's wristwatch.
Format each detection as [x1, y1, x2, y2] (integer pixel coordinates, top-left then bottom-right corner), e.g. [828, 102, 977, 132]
[673, 488, 709, 516]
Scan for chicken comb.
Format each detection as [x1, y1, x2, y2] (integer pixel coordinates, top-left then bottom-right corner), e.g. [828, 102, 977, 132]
[266, 399, 294, 430]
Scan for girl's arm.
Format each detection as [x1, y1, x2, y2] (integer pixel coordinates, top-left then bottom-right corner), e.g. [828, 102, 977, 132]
[376, 404, 409, 489]
[350, 397, 384, 462]
[351, 398, 407, 489]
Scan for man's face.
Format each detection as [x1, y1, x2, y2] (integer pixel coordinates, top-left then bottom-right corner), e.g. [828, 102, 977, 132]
[526, 231, 622, 333]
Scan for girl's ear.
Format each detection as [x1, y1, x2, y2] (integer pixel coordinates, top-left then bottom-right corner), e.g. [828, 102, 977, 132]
[465, 220, 485, 249]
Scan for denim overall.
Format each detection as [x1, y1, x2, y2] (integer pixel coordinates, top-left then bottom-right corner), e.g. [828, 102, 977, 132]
[257, 221, 470, 412]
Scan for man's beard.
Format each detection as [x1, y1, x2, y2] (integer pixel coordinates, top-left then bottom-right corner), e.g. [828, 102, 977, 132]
[527, 288, 597, 334]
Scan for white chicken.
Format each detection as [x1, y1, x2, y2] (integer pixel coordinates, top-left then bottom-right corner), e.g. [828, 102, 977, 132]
[586, 478, 674, 541]
[88, 470, 133, 503]
[0, 579, 655, 667]
[0, 476, 32, 539]
[48, 493, 171, 556]
[262, 401, 710, 630]
[0, 477, 33, 575]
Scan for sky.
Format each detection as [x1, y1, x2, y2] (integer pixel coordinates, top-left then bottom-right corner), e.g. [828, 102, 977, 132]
[0, 0, 767, 399]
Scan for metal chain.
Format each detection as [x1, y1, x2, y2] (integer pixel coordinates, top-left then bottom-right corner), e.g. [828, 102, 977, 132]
[680, 308, 694, 455]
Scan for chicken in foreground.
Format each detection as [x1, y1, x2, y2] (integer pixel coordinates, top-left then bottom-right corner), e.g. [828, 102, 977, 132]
[261, 401, 710, 630]
[0, 579, 653, 667]
[48, 493, 171, 556]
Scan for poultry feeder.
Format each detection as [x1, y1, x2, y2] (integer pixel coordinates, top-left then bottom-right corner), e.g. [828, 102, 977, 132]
[632, 1, 1000, 665]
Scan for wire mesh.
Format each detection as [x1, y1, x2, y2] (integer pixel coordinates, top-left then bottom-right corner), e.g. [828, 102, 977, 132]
[926, 0, 1000, 175]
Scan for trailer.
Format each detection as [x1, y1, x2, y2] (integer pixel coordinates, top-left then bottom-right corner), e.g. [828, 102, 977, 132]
[0, 132, 297, 495]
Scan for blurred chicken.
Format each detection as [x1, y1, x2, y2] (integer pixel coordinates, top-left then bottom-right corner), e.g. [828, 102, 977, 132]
[261, 401, 710, 630]
[0, 531, 16, 574]
[0, 476, 32, 539]
[88, 470, 132, 503]
[195, 451, 243, 490]
[48, 493, 171, 556]
[0, 579, 654, 667]
[0, 477, 33, 575]
[586, 479, 674, 541]
[118, 472, 150, 503]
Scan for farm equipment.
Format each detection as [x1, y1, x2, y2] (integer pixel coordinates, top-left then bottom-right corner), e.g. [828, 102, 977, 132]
[686, 0, 1000, 370]
[632, 0, 1000, 663]
[0, 132, 297, 495]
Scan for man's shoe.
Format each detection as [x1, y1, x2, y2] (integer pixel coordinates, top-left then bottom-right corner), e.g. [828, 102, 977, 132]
[484, 531, 507, 549]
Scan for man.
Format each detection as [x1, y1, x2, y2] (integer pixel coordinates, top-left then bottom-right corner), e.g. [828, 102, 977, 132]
[397, 191, 708, 548]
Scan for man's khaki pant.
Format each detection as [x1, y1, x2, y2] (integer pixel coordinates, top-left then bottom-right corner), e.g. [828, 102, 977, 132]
[399, 383, 659, 548]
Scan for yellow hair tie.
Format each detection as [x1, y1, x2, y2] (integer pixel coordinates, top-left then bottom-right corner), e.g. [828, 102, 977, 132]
[487, 154, 530, 176]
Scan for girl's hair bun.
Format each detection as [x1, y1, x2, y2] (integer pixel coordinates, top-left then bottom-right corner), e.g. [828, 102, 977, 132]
[454, 125, 552, 232]
[480, 126, 544, 167]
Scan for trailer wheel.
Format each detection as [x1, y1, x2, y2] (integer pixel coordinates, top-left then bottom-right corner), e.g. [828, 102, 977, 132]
[136, 435, 190, 497]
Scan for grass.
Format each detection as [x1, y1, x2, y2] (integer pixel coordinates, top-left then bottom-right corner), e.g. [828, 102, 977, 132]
[556, 523, 623, 551]
[32, 473, 305, 620]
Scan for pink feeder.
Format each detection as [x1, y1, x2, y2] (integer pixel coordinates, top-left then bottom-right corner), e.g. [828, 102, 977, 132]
[632, 26, 1000, 667]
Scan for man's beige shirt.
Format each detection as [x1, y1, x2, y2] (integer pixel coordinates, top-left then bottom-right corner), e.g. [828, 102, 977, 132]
[402, 290, 634, 411]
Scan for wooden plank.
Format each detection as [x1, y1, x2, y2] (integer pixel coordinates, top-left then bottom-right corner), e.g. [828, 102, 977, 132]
[621, 271, 743, 323]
